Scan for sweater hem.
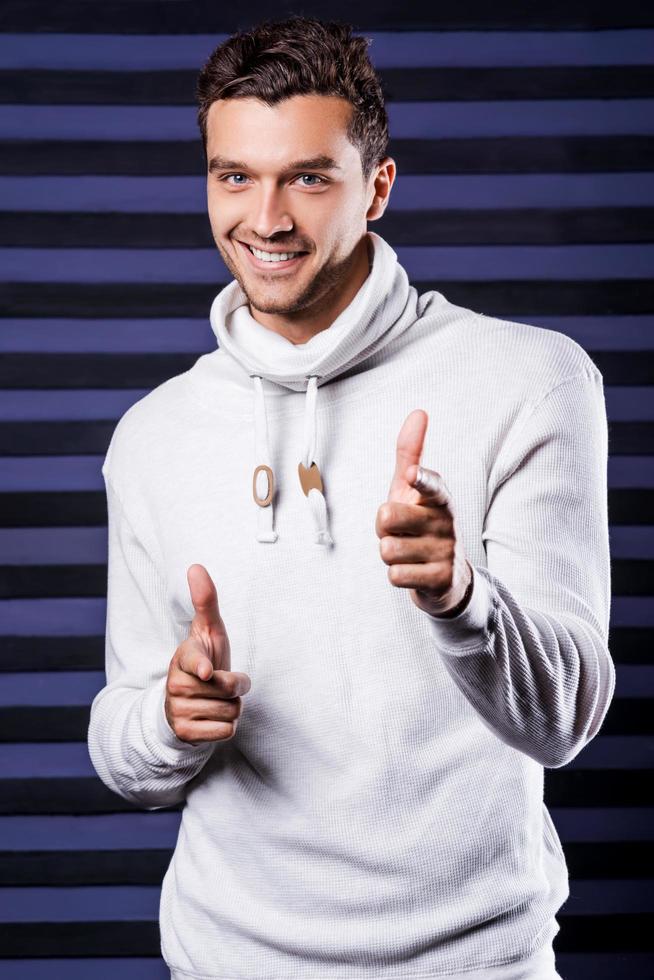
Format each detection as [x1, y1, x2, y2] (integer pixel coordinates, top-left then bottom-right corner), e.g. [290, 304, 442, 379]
[167, 933, 560, 980]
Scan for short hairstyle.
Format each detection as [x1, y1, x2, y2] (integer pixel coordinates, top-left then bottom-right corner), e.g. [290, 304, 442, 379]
[196, 15, 389, 183]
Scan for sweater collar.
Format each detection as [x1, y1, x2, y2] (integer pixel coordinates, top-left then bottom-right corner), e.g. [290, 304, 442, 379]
[208, 231, 418, 547]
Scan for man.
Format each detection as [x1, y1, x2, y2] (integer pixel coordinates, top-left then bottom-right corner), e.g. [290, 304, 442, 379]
[88, 15, 614, 980]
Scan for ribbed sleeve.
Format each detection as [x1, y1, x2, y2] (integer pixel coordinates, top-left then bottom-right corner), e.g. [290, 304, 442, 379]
[426, 367, 614, 769]
[87, 475, 215, 811]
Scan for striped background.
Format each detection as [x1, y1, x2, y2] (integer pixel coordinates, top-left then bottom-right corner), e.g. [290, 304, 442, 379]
[1, 3, 653, 978]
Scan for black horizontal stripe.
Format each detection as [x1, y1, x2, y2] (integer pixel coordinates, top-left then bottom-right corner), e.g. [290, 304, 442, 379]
[0, 352, 199, 388]
[0, 419, 651, 456]
[3, 281, 654, 320]
[3, 207, 652, 248]
[612, 561, 654, 595]
[1, 840, 650, 886]
[1, 914, 648, 957]
[1, 136, 652, 176]
[0, 848, 172, 885]
[1, 563, 107, 596]
[545, 769, 654, 806]
[0, 491, 107, 527]
[4, 66, 654, 104]
[0, 558, 650, 598]
[383, 209, 654, 245]
[2, 625, 649, 672]
[0, 707, 93, 741]
[0, 770, 652, 814]
[0, 919, 159, 958]
[566, 841, 654, 879]
[382, 65, 654, 101]
[0, 422, 117, 455]
[0, 489, 651, 530]
[0, 776, 145, 814]
[608, 490, 654, 526]
[608, 423, 654, 455]
[0, 351, 648, 389]
[0, 698, 649, 742]
[553, 914, 654, 953]
[0, 0, 651, 33]
[0, 635, 104, 672]
[607, 627, 654, 664]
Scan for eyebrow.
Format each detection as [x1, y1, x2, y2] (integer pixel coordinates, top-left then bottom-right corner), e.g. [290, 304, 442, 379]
[208, 154, 344, 175]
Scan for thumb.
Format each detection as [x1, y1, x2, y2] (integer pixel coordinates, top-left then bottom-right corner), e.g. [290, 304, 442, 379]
[186, 563, 230, 676]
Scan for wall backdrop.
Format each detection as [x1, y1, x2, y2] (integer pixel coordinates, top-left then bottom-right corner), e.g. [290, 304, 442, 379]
[0, 2, 652, 978]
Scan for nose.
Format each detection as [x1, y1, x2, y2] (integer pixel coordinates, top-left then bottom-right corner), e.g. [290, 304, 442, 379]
[250, 186, 294, 241]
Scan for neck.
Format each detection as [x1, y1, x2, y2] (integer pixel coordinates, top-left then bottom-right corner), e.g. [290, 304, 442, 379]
[249, 236, 372, 346]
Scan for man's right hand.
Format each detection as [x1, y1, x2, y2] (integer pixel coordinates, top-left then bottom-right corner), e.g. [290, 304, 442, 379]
[164, 564, 251, 744]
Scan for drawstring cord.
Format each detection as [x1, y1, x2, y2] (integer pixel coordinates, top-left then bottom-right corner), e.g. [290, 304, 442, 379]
[250, 373, 333, 546]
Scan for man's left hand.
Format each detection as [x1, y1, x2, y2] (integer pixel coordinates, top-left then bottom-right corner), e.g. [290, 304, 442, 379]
[375, 409, 473, 617]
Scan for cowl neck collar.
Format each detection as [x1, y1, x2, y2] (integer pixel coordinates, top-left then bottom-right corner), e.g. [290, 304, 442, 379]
[208, 231, 419, 547]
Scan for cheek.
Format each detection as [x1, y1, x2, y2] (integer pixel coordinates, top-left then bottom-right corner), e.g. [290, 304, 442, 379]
[205, 197, 218, 227]
[205, 207, 233, 243]
[206, 186, 227, 216]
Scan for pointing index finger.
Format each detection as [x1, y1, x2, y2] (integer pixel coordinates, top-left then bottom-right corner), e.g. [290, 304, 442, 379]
[411, 466, 453, 509]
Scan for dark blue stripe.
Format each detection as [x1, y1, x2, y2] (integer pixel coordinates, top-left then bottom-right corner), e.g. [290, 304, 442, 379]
[0, 672, 651, 704]
[0, 595, 652, 632]
[1, 458, 651, 491]
[2, 100, 653, 140]
[0, 733, 650, 772]
[0, 963, 169, 980]
[1, 316, 652, 353]
[2, 244, 652, 281]
[0, 525, 650, 561]
[3, 808, 653, 848]
[0, 880, 648, 920]
[1, 31, 654, 69]
[3, 173, 654, 210]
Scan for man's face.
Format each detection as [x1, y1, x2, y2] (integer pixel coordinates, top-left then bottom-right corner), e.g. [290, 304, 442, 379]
[205, 93, 377, 323]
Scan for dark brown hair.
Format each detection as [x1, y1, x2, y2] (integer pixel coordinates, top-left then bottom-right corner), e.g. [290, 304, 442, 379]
[195, 15, 389, 183]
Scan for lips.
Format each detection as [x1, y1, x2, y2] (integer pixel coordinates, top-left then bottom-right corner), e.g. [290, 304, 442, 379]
[237, 239, 309, 272]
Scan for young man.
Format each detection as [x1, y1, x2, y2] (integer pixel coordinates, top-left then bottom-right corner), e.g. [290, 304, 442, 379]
[88, 15, 614, 980]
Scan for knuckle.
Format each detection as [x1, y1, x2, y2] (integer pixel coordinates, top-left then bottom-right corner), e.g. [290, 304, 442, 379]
[380, 536, 394, 561]
[175, 721, 195, 742]
[218, 699, 240, 722]
[217, 720, 237, 740]
[221, 674, 238, 698]
[230, 698, 243, 719]
[167, 676, 186, 697]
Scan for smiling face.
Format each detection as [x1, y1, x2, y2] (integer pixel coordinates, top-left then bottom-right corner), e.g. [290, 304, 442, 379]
[205, 93, 394, 344]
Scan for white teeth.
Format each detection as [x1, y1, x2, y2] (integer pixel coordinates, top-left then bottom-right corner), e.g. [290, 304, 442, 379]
[249, 245, 301, 263]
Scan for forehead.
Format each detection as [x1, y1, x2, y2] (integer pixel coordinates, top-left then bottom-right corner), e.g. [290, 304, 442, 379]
[206, 94, 356, 163]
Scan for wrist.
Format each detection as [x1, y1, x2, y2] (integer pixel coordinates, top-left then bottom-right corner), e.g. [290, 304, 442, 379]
[433, 561, 474, 619]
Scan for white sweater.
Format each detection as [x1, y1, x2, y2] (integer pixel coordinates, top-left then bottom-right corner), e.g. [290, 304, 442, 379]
[88, 230, 615, 980]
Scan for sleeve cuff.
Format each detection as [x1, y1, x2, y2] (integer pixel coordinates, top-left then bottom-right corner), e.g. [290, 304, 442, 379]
[425, 563, 496, 655]
[141, 674, 214, 756]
